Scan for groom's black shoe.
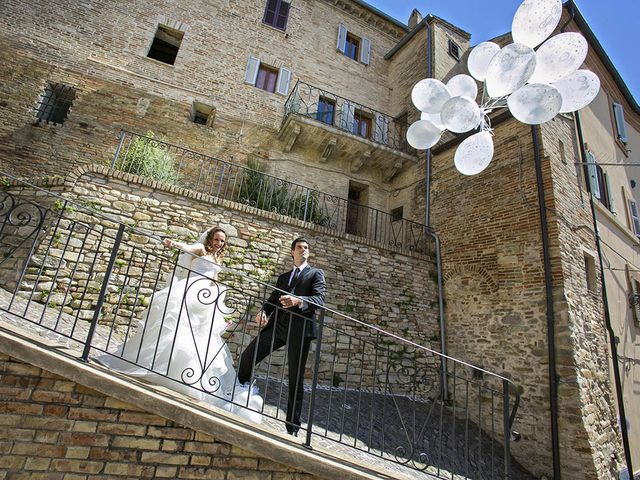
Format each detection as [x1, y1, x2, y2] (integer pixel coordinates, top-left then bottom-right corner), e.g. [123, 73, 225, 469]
[286, 423, 299, 437]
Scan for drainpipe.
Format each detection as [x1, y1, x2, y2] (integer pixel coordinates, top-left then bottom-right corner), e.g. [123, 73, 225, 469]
[574, 112, 634, 476]
[531, 125, 561, 479]
[421, 18, 448, 395]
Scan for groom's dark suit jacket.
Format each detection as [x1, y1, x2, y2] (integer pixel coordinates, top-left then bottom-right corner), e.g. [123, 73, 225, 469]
[261, 265, 326, 339]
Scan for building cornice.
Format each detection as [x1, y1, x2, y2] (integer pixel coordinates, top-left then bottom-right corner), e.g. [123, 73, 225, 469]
[325, 0, 408, 39]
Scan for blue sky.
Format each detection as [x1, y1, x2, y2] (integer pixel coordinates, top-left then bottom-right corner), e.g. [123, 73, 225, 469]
[365, 0, 639, 104]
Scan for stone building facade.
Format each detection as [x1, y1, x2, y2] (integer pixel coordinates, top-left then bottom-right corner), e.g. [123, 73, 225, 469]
[0, 0, 636, 478]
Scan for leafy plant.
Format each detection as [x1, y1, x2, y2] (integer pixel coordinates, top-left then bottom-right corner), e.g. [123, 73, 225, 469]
[237, 159, 331, 226]
[116, 131, 181, 186]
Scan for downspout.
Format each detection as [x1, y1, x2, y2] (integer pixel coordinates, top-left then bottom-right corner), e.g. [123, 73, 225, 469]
[422, 19, 448, 394]
[531, 125, 561, 479]
[574, 112, 634, 476]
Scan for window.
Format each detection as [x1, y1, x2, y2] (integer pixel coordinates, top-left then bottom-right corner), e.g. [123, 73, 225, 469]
[391, 206, 403, 222]
[345, 33, 360, 61]
[586, 151, 615, 213]
[628, 199, 640, 237]
[36, 83, 76, 125]
[583, 252, 597, 293]
[448, 39, 460, 61]
[244, 56, 291, 96]
[316, 97, 335, 125]
[191, 102, 215, 127]
[336, 24, 371, 65]
[612, 102, 628, 144]
[627, 266, 640, 326]
[147, 24, 184, 65]
[256, 64, 279, 93]
[263, 0, 290, 30]
[353, 109, 372, 139]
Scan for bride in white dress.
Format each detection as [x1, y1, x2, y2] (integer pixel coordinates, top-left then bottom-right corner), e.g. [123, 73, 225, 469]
[95, 227, 262, 422]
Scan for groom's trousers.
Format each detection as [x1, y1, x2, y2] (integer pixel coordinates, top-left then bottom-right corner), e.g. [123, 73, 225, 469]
[237, 316, 312, 434]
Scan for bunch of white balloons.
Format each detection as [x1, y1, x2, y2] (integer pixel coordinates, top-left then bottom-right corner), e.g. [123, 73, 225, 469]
[407, 0, 600, 175]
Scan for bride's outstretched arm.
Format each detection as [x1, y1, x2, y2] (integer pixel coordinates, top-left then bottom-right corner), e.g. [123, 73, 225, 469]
[163, 238, 206, 256]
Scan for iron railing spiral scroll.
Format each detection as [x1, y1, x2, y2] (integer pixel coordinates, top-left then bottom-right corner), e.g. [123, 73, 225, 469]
[0, 179, 527, 480]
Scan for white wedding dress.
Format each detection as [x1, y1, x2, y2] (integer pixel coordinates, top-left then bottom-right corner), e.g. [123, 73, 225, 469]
[96, 254, 263, 423]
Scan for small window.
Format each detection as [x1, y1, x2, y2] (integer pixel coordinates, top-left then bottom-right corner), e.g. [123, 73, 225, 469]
[345, 33, 360, 61]
[191, 102, 215, 127]
[36, 83, 76, 125]
[612, 102, 628, 143]
[629, 199, 640, 237]
[263, 0, 290, 31]
[256, 64, 279, 93]
[353, 109, 372, 139]
[584, 252, 597, 293]
[391, 207, 403, 222]
[244, 57, 291, 96]
[147, 24, 184, 65]
[586, 151, 615, 213]
[316, 97, 335, 125]
[448, 39, 460, 61]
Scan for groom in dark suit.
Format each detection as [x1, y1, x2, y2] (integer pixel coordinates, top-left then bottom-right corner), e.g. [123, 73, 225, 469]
[237, 237, 326, 436]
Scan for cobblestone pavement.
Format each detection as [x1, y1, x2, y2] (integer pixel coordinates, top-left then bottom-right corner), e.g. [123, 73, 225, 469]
[0, 290, 535, 480]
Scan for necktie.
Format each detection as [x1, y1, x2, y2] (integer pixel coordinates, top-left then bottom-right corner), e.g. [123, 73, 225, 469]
[289, 267, 300, 288]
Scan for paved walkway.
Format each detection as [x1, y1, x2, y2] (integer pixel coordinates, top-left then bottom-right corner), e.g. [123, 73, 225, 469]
[0, 289, 534, 480]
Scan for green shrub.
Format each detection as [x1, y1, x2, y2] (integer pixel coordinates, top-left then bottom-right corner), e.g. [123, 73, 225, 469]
[116, 131, 181, 186]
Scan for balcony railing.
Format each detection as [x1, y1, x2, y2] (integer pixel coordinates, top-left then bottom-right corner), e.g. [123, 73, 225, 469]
[0, 180, 524, 479]
[111, 131, 432, 255]
[283, 80, 415, 155]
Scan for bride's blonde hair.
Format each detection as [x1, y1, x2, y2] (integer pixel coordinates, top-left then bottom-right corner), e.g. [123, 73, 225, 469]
[204, 227, 227, 263]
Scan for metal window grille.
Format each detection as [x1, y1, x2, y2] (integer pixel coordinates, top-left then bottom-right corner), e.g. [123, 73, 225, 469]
[36, 83, 76, 125]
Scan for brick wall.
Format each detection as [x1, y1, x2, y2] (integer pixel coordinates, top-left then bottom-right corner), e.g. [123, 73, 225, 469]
[0, 353, 319, 479]
[429, 116, 624, 478]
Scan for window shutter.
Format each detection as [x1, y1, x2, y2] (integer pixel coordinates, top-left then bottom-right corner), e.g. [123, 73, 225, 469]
[586, 151, 600, 199]
[626, 265, 640, 325]
[613, 102, 628, 143]
[337, 23, 347, 53]
[629, 199, 640, 236]
[603, 172, 615, 213]
[276, 0, 290, 30]
[244, 56, 261, 85]
[276, 67, 292, 96]
[374, 113, 389, 144]
[340, 102, 355, 131]
[360, 37, 371, 65]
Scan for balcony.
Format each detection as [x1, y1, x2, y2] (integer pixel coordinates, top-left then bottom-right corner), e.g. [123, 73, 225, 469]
[279, 81, 419, 181]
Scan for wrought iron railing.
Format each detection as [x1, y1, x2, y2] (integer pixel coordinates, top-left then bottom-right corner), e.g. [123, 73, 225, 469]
[110, 131, 431, 255]
[283, 80, 415, 155]
[0, 180, 525, 480]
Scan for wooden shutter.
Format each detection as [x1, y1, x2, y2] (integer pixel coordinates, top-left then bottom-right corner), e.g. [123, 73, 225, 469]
[626, 265, 640, 325]
[613, 102, 628, 143]
[340, 102, 355, 131]
[276, 67, 292, 96]
[360, 37, 371, 65]
[337, 23, 347, 53]
[603, 172, 615, 213]
[586, 151, 600, 199]
[629, 198, 640, 236]
[374, 113, 389, 144]
[244, 56, 260, 85]
[275, 0, 290, 30]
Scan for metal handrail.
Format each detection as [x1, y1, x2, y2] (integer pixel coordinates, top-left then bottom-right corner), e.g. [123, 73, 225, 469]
[110, 130, 431, 255]
[0, 180, 523, 479]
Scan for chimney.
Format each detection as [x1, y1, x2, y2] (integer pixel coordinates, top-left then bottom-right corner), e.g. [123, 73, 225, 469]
[408, 9, 423, 29]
